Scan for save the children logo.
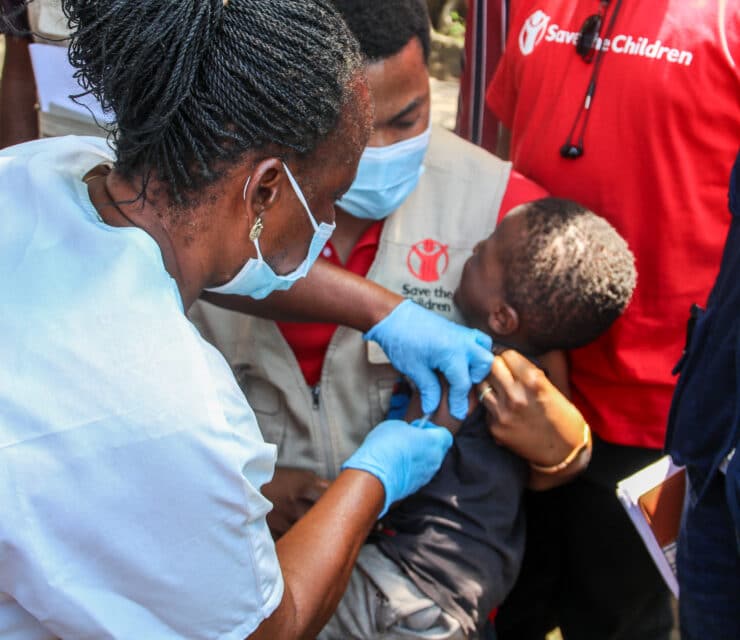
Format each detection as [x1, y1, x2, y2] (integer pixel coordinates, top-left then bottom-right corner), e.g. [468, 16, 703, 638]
[407, 239, 449, 282]
[519, 10, 550, 55]
[517, 8, 694, 65]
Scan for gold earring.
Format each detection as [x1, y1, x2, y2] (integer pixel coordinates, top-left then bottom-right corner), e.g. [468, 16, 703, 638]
[249, 217, 264, 241]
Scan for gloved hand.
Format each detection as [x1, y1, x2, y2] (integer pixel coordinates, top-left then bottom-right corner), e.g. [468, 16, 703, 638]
[341, 418, 453, 517]
[364, 299, 494, 420]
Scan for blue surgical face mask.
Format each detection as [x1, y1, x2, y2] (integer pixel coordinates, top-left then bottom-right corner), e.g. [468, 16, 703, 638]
[336, 122, 432, 220]
[205, 162, 335, 299]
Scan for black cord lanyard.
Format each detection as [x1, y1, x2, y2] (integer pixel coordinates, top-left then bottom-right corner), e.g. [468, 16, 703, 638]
[560, 0, 624, 159]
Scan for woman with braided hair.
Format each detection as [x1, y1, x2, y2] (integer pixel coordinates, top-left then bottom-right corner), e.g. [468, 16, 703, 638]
[0, 1, 498, 637]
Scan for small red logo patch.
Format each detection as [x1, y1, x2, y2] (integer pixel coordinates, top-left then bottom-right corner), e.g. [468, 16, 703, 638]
[407, 238, 449, 282]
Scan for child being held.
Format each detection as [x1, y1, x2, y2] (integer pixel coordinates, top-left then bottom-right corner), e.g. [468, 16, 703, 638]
[321, 198, 637, 639]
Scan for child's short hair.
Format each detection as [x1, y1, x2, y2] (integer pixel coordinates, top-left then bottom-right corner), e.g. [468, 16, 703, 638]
[501, 198, 636, 353]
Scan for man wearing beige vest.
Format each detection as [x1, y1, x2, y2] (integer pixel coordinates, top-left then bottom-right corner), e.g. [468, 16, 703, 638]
[189, 2, 576, 636]
[192, 0, 549, 483]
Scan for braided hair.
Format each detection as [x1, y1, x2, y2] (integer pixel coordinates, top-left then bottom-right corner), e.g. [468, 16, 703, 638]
[328, 0, 431, 64]
[56, 0, 363, 206]
[501, 198, 637, 353]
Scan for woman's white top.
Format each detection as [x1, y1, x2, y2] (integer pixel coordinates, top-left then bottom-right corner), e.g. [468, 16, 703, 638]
[0, 137, 283, 639]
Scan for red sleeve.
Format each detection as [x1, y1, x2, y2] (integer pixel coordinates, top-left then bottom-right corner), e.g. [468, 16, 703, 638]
[486, 41, 519, 126]
[498, 170, 549, 223]
[486, 0, 535, 128]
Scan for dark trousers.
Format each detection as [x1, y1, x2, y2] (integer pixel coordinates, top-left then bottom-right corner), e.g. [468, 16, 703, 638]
[495, 435, 674, 640]
[678, 470, 740, 640]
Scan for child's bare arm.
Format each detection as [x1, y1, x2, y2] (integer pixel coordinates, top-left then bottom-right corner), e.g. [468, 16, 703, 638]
[404, 373, 472, 436]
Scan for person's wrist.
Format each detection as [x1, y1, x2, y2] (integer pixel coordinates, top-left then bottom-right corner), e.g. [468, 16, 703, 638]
[337, 467, 387, 516]
[527, 401, 587, 465]
[529, 422, 591, 474]
[366, 292, 405, 331]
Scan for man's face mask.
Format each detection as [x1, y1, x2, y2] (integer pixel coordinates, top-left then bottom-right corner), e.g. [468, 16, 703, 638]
[336, 122, 432, 220]
[205, 163, 335, 299]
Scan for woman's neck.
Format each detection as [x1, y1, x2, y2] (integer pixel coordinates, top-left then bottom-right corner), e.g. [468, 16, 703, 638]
[86, 167, 205, 309]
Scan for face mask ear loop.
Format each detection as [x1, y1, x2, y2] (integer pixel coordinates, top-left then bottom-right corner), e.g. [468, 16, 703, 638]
[282, 162, 320, 232]
[252, 235, 265, 261]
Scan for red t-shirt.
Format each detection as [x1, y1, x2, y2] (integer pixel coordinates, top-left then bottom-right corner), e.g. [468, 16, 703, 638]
[488, 0, 740, 448]
[277, 170, 547, 386]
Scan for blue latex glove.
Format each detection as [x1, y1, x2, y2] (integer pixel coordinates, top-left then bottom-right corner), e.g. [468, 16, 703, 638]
[341, 418, 453, 517]
[364, 300, 494, 419]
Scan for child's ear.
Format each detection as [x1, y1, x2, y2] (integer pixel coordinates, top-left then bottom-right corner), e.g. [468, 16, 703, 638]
[487, 302, 519, 336]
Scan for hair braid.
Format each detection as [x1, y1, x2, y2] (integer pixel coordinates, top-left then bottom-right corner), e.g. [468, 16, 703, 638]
[58, 0, 362, 206]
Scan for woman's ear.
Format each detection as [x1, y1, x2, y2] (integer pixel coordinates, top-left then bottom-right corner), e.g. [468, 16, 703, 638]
[244, 157, 285, 220]
[487, 301, 520, 336]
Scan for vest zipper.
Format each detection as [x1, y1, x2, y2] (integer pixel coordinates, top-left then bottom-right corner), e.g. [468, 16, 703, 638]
[313, 380, 339, 478]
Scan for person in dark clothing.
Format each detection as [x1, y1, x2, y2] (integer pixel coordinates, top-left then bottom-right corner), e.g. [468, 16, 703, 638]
[665, 150, 740, 640]
[321, 198, 637, 639]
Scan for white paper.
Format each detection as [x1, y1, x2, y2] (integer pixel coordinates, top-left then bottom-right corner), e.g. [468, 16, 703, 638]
[616, 455, 684, 597]
[29, 43, 114, 126]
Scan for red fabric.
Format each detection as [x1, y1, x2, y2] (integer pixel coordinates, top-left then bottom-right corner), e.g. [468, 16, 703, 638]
[278, 172, 546, 386]
[455, 0, 507, 152]
[499, 169, 549, 222]
[488, 0, 740, 448]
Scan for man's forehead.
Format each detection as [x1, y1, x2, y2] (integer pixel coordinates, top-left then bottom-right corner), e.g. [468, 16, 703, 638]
[366, 40, 428, 109]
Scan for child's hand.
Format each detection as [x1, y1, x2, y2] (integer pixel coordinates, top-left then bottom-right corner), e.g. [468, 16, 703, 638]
[477, 350, 588, 479]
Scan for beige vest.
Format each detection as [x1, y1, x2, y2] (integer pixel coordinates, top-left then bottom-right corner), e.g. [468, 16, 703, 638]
[191, 127, 511, 479]
[28, 0, 70, 41]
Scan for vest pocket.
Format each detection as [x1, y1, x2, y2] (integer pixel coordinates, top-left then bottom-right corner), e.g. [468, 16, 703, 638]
[236, 367, 286, 448]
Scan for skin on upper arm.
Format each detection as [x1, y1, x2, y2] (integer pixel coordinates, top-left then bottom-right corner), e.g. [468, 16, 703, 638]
[404, 373, 470, 436]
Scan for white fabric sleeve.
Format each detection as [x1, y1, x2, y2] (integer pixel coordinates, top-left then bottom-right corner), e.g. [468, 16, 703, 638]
[1, 319, 283, 639]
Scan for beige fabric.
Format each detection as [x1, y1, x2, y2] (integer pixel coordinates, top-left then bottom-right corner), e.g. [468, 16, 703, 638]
[38, 111, 108, 138]
[190, 127, 511, 478]
[28, 0, 70, 42]
[318, 545, 466, 640]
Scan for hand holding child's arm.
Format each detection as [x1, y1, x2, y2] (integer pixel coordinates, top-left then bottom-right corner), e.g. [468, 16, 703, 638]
[477, 349, 591, 490]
